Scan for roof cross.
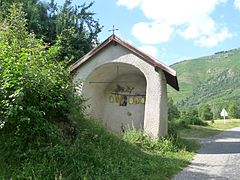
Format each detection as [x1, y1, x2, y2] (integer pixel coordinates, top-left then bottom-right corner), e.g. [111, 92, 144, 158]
[108, 25, 119, 35]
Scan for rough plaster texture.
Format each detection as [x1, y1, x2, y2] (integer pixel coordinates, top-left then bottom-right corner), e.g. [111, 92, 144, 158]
[104, 73, 146, 133]
[73, 44, 168, 137]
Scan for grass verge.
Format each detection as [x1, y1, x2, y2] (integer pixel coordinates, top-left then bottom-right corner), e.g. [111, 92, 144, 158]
[179, 119, 240, 138]
[209, 119, 240, 130]
[0, 117, 196, 179]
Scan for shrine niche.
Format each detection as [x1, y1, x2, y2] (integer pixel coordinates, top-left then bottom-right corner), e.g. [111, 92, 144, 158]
[70, 35, 179, 137]
[81, 63, 146, 133]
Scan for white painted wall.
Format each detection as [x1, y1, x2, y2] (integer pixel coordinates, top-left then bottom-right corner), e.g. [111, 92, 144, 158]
[103, 74, 146, 133]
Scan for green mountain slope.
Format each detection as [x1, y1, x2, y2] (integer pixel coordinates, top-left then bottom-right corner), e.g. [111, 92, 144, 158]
[168, 48, 240, 108]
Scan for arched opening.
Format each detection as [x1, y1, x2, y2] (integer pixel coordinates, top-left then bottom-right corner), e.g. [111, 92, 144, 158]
[82, 62, 147, 133]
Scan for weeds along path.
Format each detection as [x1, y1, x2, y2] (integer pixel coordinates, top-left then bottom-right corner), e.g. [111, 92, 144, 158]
[173, 126, 240, 180]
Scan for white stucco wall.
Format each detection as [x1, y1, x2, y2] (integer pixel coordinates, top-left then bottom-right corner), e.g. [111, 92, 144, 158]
[73, 43, 168, 137]
[103, 74, 146, 133]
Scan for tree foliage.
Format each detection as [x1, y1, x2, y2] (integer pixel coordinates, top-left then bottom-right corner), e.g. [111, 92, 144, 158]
[0, 4, 79, 152]
[228, 102, 240, 119]
[199, 104, 213, 121]
[180, 108, 207, 126]
[0, 0, 102, 64]
[48, 0, 102, 64]
[168, 97, 180, 121]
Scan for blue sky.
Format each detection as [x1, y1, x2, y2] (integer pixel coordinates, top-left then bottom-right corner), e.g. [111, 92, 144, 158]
[46, 0, 240, 65]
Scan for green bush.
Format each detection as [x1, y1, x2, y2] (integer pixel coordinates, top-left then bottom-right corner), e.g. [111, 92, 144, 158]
[168, 97, 180, 121]
[0, 3, 82, 154]
[0, 4, 87, 177]
[199, 104, 213, 121]
[180, 108, 207, 126]
[228, 102, 240, 119]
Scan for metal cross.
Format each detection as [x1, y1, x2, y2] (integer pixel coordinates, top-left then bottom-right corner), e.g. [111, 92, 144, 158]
[108, 25, 119, 35]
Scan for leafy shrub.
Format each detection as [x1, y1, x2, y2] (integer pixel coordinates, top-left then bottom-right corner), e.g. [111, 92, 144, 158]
[228, 102, 240, 119]
[180, 108, 207, 126]
[199, 104, 213, 121]
[0, 4, 82, 154]
[168, 120, 190, 137]
[168, 97, 180, 121]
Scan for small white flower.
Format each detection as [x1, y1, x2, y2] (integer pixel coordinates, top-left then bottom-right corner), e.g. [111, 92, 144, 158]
[0, 121, 5, 129]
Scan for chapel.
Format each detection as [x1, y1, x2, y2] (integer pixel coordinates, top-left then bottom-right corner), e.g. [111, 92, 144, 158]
[70, 34, 179, 137]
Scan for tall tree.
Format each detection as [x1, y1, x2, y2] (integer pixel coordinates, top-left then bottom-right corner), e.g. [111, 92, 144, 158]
[211, 103, 222, 120]
[46, 0, 58, 43]
[180, 107, 206, 126]
[0, 0, 102, 64]
[53, 0, 102, 64]
[168, 97, 180, 121]
[228, 102, 240, 119]
[199, 104, 213, 121]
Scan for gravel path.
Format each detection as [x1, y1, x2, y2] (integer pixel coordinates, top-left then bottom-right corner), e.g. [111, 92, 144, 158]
[173, 126, 240, 180]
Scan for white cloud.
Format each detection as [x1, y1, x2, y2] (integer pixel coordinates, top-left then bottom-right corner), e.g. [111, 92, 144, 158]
[138, 45, 158, 57]
[118, 0, 232, 47]
[116, 0, 142, 9]
[132, 22, 173, 44]
[180, 17, 216, 39]
[234, 0, 240, 10]
[139, 0, 226, 23]
[196, 28, 232, 47]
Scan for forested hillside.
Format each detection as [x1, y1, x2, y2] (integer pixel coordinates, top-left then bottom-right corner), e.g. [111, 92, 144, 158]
[168, 48, 240, 109]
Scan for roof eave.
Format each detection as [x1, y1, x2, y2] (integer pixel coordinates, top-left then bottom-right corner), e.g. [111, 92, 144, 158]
[70, 34, 179, 91]
[69, 35, 115, 72]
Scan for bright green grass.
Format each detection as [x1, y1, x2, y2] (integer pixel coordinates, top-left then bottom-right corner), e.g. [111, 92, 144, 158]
[0, 117, 195, 179]
[179, 119, 240, 138]
[179, 125, 222, 138]
[209, 119, 240, 130]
